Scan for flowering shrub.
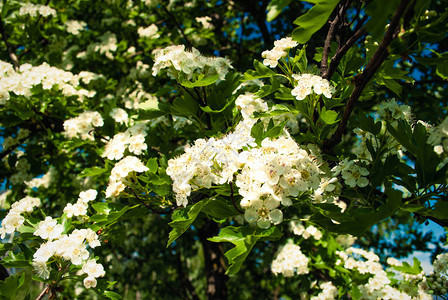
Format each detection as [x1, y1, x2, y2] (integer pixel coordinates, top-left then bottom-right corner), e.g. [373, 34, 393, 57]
[0, 0, 447, 299]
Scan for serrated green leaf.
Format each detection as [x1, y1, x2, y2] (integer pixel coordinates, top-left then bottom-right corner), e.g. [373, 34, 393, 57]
[208, 226, 282, 275]
[292, 0, 340, 44]
[0, 272, 25, 298]
[180, 74, 219, 88]
[79, 167, 107, 178]
[167, 198, 212, 247]
[146, 158, 158, 173]
[320, 107, 339, 124]
[266, 0, 292, 22]
[243, 60, 276, 81]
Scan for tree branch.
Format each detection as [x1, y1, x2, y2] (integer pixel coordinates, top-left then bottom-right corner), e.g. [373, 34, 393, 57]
[322, 0, 411, 151]
[0, 15, 19, 71]
[321, 0, 350, 77]
[325, 27, 366, 80]
[161, 5, 192, 48]
[35, 284, 51, 300]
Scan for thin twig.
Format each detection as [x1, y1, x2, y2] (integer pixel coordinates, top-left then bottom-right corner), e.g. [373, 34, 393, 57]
[229, 182, 243, 214]
[0, 15, 19, 71]
[129, 187, 151, 209]
[325, 27, 366, 80]
[35, 284, 50, 300]
[321, 1, 347, 77]
[161, 4, 192, 48]
[129, 187, 175, 215]
[323, 0, 411, 151]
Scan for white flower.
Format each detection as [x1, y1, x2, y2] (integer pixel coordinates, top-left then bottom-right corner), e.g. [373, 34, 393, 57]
[82, 259, 106, 278]
[79, 189, 97, 203]
[83, 276, 97, 289]
[138, 24, 159, 38]
[33, 217, 64, 240]
[244, 197, 283, 228]
[110, 108, 128, 125]
[33, 261, 50, 279]
[271, 240, 309, 277]
[291, 74, 335, 100]
[262, 37, 298, 68]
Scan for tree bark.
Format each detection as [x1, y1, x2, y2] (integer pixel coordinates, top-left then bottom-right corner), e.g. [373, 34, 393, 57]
[198, 220, 228, 300]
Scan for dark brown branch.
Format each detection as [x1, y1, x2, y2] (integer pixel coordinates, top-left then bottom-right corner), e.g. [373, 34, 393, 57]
[322, 0, 411, 151]
[325, 27, 366, 80]
[161, 5, 192, 48]
[0, 15, 19, 71]
[321, 1, 350, 77]
[176, 250, 200, 300]
[0, 135, 30, 160]
[229, 182, 243, 214]
[198, 220, 228, 300]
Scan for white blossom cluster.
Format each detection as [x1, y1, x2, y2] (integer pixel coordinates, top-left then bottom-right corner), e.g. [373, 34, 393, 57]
[377, 98, 412, 125]
[291, 73, 335, 100]
[63, 111, 104, 141]
[166, 120, 256, 207]
[428, 115, 448, 155]
[332, 158, 370, 188]
[32, 226, 104, 289]
[167, 93, 342, 227]
[0, 61, 96, 105]
[138, 24, 159, 38]
[262, 37, 298, 68]
[2, 128, 30, 151]
[271, 240, 309, 277]
[236, 136, 323, 228]
[0, 196, 41, 238]
[167, 93, 262, 207]
[25, 166, 57, 190]
[337, 247, 432, 299]
[196, 16, 213, 29]
[10, 157, 32, 185]
[17, 3, 56, 17]
[76, 32, 118, 60]
[152, 45, 232, 80]
[102, 123, 148, 160]
[106, 156, 149, 198]
[66, 20, 87, 35]
[310, 281, 338, 300]
[124, 84, 156, 110]
[110, 108, 129, 125]
[63, 189, 98, 218]
[290, 220, 323, 240]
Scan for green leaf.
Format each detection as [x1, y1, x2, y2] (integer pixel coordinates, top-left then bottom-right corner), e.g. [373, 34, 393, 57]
[79, 167, 107, 178]
[319, 107, 339, 124]
[243, 60, 276, 81]
[312, 188, 403, 236]
[1, 251, 31, 268]
[146, 158, 158, 173]
[364, 0, 400, 40]
[266, 0, 292, 22]
[180, 74, 219, 88]
[208, 226, 282, 275]
[202, 196, 240, 220]
[167, 198, 212, 247]
[428, 201, 448, 221]
[137, 98, 168, 119]
[391, 257, 423, 275]
[0, 273, 25, 298]
[436, 63, 448, 79]
[292, 0, 340, 44]
[256, 76, 281, 98]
